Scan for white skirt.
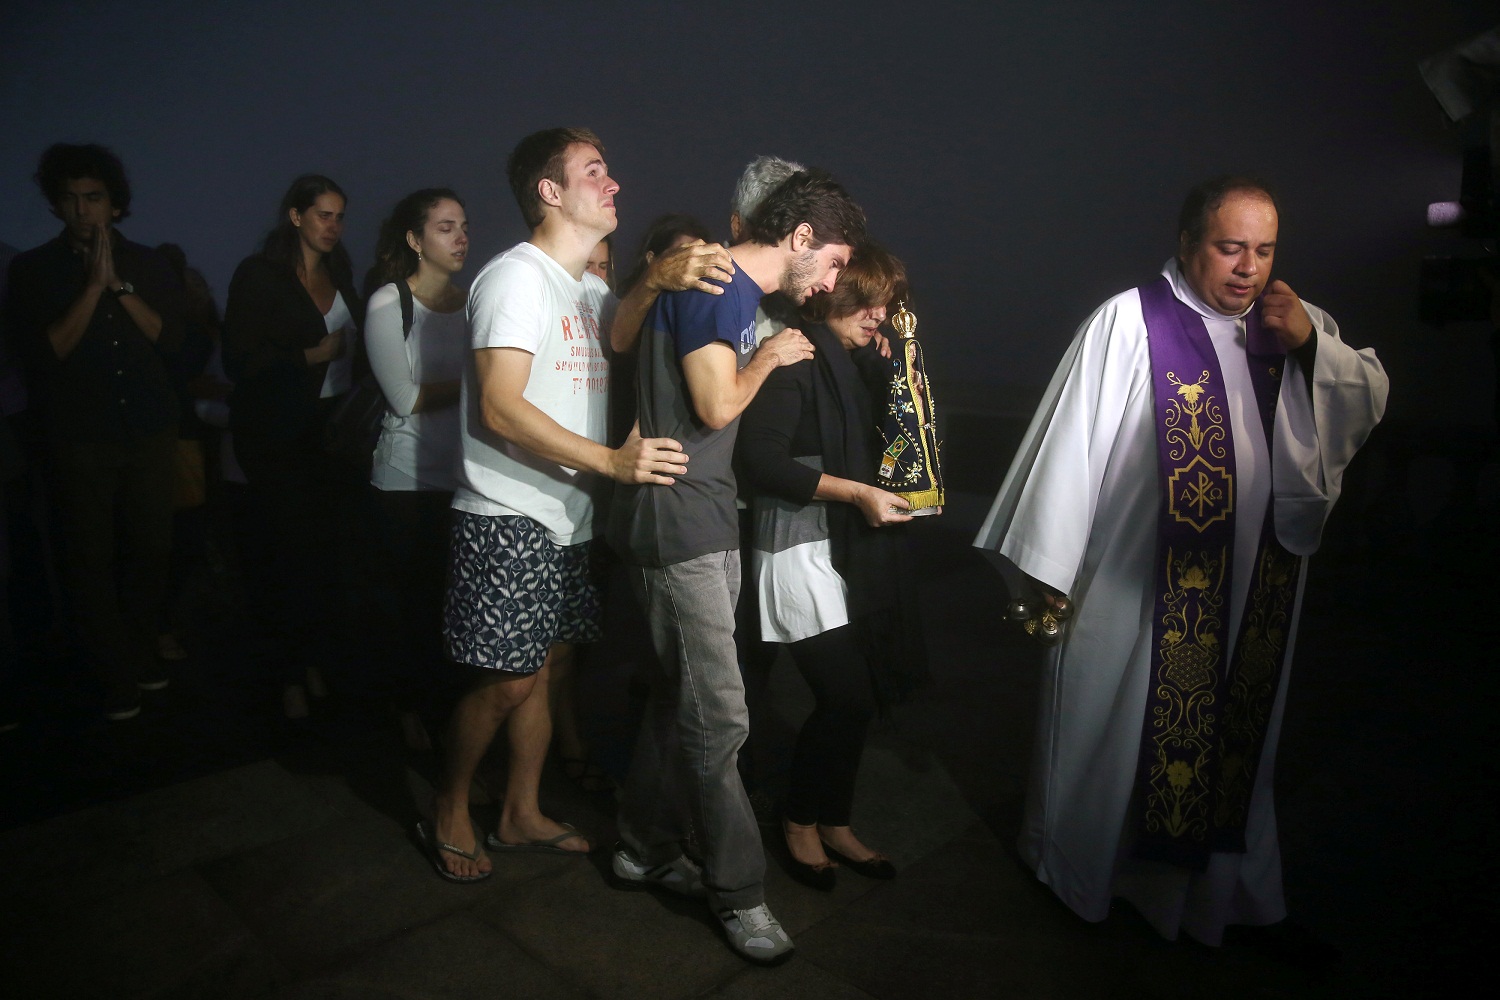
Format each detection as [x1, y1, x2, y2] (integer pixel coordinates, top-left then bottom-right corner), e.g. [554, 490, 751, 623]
[753, 538, 849, 644]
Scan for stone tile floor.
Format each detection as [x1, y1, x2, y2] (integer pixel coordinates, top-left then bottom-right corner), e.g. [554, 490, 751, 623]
[1, 508, 1492, 998]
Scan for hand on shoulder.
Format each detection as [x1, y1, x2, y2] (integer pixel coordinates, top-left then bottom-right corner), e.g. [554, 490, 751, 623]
[649, 240, 734, 296]
[757, 326, 815, 368]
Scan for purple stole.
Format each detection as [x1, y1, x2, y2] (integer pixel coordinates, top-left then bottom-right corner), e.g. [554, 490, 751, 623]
[1131, 277, 1303, 870]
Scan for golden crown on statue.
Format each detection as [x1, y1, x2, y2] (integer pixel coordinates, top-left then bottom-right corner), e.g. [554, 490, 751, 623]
[891, 300, 917, 339]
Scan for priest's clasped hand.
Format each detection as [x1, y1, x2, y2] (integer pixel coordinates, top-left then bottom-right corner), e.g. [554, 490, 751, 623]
[1260, 279, 1313, 351]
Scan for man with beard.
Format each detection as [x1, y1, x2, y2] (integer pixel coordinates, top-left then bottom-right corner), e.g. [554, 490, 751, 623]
[609, 169, 865, 964]
[604, 154, 811, 810]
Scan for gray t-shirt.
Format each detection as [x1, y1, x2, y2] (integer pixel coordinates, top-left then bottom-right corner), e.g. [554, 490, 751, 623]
[610, 275, 761, 567]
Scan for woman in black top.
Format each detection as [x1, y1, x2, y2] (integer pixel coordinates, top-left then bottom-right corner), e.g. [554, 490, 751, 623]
[224, 175, 361, 719]
[737, 244, 928, 890]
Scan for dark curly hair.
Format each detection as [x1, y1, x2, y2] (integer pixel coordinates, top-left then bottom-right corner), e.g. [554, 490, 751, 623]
[35, 143, 132, 218]
[740, 169, 866, 251]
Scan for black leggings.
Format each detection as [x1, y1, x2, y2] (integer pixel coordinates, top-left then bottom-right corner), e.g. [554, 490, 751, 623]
[232, 434, 343, 684]
[782, 623, 877, 827]
[371, 487, 453, 708]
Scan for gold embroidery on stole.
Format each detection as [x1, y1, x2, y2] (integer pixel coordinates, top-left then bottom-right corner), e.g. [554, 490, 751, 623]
[1143, 545, 1228, 841]
[1214, 543, 1300, 830]
[1142, 370, 1234, 843]
[1163, 370, 1234, 531]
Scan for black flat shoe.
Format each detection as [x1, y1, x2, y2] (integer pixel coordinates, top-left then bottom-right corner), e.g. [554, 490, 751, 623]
[785, 855, 838, 892]
[822, 844, 896, 880]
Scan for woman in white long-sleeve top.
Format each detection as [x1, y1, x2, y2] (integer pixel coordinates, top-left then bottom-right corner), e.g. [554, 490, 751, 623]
[364, 188, 469, 750]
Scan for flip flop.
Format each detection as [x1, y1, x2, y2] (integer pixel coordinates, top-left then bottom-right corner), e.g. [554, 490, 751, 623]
[485, 823, 591, 856]
[416, 820, 492, 883]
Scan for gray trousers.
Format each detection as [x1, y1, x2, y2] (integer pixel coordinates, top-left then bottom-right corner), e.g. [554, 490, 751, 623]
[617, 549, 765, 911]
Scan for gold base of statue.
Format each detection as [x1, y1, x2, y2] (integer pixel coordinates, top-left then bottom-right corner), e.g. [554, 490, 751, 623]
[898, 487, 945, 515]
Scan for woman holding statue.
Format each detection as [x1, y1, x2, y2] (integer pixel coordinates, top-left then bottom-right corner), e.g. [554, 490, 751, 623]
[737, 243, 935, 891]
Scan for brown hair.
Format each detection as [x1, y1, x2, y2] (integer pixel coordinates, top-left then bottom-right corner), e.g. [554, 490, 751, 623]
[742, 168, 866, 250]
[801, 241, 908, 325]
[506, 127, 606, 230]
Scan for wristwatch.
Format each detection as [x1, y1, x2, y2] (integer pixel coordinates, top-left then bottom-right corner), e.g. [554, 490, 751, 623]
[111, 281, 135, 297]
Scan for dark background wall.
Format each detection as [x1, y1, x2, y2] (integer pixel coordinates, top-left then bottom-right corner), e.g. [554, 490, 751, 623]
[2, 0, 1493, 429]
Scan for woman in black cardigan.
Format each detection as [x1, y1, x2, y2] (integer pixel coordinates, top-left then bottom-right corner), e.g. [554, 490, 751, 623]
[737, 244, 928, 890]
[224, 175, 362, 719]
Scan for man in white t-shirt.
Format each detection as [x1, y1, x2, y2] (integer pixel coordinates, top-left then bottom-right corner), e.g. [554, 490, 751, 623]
[420, 127, 689, 883]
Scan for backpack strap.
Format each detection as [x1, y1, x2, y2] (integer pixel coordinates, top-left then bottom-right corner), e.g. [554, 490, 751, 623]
[396, 279, 415, 339]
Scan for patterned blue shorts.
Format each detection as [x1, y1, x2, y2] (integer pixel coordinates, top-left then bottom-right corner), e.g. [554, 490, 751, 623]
[443, 512, 602, 674]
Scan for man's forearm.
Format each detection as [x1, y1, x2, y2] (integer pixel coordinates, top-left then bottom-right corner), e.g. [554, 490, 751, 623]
[727, 351, 780, 418]
[609, 280, 658, 353]
[481, 393, 613, 476]
[687, 348, 779, 430]
[45, 284, 106, 360]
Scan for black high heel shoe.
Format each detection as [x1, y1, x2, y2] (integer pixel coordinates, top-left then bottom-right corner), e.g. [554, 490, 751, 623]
[821, 843, 896, 880]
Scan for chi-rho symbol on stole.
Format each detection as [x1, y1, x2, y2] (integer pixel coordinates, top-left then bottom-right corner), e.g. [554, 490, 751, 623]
[1163, 369, 1234, 533]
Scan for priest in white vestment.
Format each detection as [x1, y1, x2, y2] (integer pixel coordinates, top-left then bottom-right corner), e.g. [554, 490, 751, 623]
[974, 178, 1388, 946]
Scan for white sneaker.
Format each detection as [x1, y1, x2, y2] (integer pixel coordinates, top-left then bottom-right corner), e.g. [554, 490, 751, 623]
[610, 844, 706, 898]
[718, 903, 794, 964]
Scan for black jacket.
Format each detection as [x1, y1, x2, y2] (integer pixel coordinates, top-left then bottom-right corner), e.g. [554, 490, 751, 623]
[3, 232, 184, 444]
[223, 254, 361, 444]
[738, 324, 930, 708]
